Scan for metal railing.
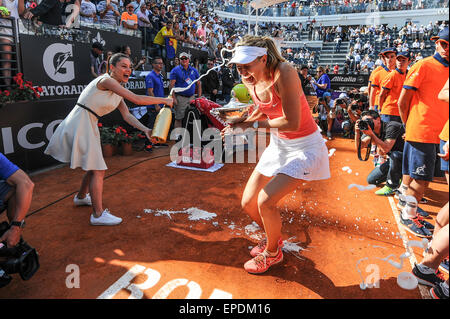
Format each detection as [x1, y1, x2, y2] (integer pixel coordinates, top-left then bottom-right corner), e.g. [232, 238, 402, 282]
[0, 16, 21, 89]
[212, 0, 447, 17]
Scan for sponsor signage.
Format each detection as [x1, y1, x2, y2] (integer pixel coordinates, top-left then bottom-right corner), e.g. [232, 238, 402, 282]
[19, 28, 142, 100]
[328, 74, 369, 89]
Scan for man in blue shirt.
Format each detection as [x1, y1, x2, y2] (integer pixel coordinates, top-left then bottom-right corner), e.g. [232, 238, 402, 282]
[312, 66, 331, 98]
[169, 52, 202, 138]
[145, 57, 168, 148]
[0, 153, 34, 248]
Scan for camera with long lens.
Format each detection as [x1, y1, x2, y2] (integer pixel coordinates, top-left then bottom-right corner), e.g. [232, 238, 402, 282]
[0, 222, 40, 288]
[357, 118, 376, 161]
[358, 118, 375, 131]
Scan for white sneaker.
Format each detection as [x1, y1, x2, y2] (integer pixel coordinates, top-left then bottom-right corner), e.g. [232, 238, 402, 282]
[90, 209, 122, 226]
[74, 193, 92, 206]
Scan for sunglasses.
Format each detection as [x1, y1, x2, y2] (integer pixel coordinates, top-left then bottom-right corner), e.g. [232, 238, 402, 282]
[180, 57, 189, 60]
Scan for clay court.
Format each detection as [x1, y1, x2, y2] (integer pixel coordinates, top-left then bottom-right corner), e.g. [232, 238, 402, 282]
[0, 136, 448, 299]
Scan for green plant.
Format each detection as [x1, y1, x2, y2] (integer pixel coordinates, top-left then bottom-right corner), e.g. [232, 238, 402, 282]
[98, 123, 120, 146]
[0, 73, 43, 107]
[98, 124, 147, 146]
[115, 126, 146, 144]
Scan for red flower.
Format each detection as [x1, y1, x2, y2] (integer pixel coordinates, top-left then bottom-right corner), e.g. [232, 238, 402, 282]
[146, 145, 153, 149]
[115, 128, 121, 134]
[3, 90, 9, 96]
[16, 73, 23, 78]
[37, 87, 43, 93]
[98, 123, 103, 128]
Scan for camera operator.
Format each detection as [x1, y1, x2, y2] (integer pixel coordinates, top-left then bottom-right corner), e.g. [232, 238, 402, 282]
[313, 96, 330, 133]
[346, 91, 369, 122]
[355, 110, 405, 196]
[0, 153, 34, 248]
[326, 93, 346, 139]
[334, 93, 353, 138]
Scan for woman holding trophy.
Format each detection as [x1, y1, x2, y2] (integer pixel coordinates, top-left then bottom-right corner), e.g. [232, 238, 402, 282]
[225, 36, 330, 274]
[45, 53, 173, 226]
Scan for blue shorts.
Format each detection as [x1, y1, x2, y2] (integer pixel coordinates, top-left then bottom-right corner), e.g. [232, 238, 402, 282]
[441, 139, 449, 172]
[380, 114, 402, 123]
[402, 141, 438, 181]
[0, 180, 12, 214]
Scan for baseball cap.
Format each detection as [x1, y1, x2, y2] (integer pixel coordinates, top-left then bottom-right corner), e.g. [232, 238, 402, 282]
[339, 93, 348, 99]
[179, 52, 190, 59]
[227, 46, 267, 65]
[379, 48, 397, 56]
[323, 92, 331, 97]
[431, 27, 449, 42]
[397, 51, 412, 60]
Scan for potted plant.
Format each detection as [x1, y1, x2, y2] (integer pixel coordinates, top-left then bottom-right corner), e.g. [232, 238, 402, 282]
[0, 73, 43, 108]
[115, 126, 144, 156]
[99, 123, 119, 157]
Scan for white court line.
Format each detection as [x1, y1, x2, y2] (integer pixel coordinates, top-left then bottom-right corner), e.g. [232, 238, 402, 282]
[387, 196, 431, 299]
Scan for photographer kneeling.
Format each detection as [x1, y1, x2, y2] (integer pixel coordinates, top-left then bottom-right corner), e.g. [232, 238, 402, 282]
[355, 110, 405, 196]
[0, 153, 39, 287]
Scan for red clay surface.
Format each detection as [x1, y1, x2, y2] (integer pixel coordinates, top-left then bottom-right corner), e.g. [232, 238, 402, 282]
[0, 136, 448, 299]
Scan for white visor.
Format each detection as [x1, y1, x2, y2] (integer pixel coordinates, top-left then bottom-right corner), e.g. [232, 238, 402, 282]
[227, 46, 267, 65]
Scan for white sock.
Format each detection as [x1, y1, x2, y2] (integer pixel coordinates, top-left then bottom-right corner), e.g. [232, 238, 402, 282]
[399, 183, 408, 195]
[402, 206, 417, 219]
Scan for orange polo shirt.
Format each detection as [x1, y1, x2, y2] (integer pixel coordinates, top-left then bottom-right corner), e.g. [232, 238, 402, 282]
[440, 119, 449, 142]
[403, 53, 449, 144]
[371, 64, 391, 109]
[380, 68, 407, 116]
[368, 65, 382, 105]
[120, 12, 138, 28]
[368, 65, 382, 86]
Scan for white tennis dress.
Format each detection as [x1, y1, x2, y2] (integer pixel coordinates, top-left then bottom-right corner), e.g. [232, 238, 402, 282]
[45, 74, 123, 171]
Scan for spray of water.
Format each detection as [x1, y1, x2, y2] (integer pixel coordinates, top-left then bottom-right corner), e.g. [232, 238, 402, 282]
[169, 47, 236, 97]
[169, 44, 281, 102]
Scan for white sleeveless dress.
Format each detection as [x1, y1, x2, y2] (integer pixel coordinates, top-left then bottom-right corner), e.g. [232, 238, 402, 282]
[45, 74, 123, 171]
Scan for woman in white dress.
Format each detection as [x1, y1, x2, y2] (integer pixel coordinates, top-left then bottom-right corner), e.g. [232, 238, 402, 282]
[45, 53, 173, 226]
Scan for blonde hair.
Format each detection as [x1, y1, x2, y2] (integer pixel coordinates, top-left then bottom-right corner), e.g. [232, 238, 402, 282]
[235, 35, 286, 73]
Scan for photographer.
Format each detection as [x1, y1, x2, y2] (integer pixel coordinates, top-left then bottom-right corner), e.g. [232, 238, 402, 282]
[326, 93, 346, 139]
[346, 91, 369, 124]
[355, 110, 405, 196]
[313, 96, 330, 133]
[0, 153, 34, 248]
[333, 94, 352, 138]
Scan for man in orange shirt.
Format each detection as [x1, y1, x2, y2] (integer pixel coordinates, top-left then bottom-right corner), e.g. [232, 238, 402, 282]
[120, 3, 138, 33]
[368, 52, 385, 103]
[378, 51, 411, 123]
[369, 48, 397, 111]
[397, 27, 449, 238]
